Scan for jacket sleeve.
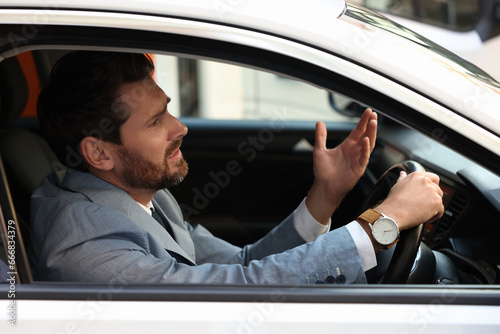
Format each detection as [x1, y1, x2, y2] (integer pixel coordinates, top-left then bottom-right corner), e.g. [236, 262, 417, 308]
[157, 188, 307, 265]
[32, 199, 365, 285]
[31, 181, 366, 285]
[189, 212, 306, 265]
[156, 189, 366, 284]
[41, 219, 365, 285]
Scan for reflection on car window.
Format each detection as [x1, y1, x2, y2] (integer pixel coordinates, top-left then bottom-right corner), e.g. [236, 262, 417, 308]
[153, 55, 354, 122]
[351, 0, 480, 30]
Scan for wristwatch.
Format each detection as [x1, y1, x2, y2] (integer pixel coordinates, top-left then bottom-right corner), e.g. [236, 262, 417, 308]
[357, 209, 400, 249]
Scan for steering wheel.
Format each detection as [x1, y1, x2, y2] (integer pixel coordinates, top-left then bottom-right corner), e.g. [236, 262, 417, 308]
[362, 160, 425, 284]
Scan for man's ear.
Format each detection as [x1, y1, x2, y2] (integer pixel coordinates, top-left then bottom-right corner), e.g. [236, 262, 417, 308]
[80, 137, 115, 171]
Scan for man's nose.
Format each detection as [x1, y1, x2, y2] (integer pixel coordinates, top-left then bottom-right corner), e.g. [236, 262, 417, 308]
[167, 114, 188, 140]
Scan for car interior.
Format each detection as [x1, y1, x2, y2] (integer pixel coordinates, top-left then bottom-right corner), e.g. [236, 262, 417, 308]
[1, 45, 499, 289]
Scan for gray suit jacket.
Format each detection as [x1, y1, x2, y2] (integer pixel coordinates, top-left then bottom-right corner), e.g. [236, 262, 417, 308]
[30, 169, 366, 285]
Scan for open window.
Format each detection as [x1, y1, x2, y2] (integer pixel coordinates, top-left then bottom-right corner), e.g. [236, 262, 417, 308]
[0, 14, 497, 312]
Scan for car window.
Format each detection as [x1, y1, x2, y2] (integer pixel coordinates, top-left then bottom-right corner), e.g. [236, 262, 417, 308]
[153, 55, 356, 122]
[351, 0, 480, 30]
[5, 49, 364, 286]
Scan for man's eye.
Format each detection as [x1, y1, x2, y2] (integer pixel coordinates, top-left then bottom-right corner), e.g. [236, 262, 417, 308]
[151, 118, 160, 127]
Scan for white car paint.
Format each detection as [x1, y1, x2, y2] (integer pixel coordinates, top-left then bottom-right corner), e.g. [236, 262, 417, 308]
[1, 299, 500, 333]
[1, 1, 500, 333]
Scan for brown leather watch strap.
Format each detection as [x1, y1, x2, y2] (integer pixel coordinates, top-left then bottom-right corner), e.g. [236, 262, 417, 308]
[357, 209, 382, 225]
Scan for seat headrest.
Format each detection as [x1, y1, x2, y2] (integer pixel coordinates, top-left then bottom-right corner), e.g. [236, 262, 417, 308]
[0, 56, 29, 129]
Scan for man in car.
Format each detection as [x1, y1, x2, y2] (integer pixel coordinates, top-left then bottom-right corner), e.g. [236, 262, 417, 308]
[30, 51, 444, 284]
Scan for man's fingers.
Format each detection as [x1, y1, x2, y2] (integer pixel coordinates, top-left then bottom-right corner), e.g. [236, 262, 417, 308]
[409, 172, 444, 198]
[367, 116, 377, 152]
[348, 108, 373, 141]
[315, 121, 327, 151]
[424, 172, 441, 186]
[359, 137, 371, 167]
[397, 171, 407, 182]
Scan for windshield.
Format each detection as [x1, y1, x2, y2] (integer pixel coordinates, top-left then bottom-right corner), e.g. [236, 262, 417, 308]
[349, 0, 480, 31]
[345, 3, 500, 89]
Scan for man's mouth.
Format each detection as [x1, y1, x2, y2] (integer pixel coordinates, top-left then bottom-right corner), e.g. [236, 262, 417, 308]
[168, 148, 181, 160]
[166, 139, 183, 161]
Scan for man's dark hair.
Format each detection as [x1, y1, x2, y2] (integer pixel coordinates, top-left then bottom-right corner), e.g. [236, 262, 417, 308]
[37, 51, 155, 171]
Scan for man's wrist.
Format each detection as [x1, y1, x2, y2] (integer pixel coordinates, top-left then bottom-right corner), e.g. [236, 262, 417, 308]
[371, 203, 407, 231]
[355, 218, 383, 253]
[305, 180, 343, 226]
[294, 198, 330, 242]
[345, 222, 377, 271]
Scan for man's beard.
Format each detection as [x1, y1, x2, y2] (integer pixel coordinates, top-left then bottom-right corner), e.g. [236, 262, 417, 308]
[116, 139, 188, 191]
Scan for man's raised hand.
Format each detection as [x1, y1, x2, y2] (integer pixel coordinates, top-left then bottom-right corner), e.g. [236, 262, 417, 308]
[305, 108, 377, 225]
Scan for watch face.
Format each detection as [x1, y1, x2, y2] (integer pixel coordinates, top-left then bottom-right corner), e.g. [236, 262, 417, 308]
[372, 218, 399, 246]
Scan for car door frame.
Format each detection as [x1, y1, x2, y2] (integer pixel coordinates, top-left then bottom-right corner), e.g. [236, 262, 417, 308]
[1, 7, 500, 331]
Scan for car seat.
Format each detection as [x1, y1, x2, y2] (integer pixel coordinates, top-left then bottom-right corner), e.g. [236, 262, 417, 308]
[0, 55, 61, 248]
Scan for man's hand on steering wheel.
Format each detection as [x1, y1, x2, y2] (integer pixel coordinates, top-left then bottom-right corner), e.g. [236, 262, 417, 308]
[360, 170, 445, 253]
[376, 171, 444, 229]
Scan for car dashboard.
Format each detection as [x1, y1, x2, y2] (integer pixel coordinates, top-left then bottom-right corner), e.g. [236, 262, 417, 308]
[377, 125, 500, 284]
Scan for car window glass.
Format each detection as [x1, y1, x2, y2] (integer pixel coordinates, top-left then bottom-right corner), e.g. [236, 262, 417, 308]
[351, 0, 480, 30]
[153, 55, 356, 122]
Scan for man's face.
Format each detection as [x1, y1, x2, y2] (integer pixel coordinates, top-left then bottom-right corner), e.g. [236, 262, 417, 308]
[112, 79, 188, 191]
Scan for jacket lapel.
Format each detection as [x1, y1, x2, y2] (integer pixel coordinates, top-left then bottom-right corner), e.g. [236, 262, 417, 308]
[152, 198, 196, 262]
[61, 169, 196, 265]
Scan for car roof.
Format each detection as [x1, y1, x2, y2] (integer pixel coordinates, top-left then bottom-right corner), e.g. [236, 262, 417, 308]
[1, 0, 348, 29]
[1, 0, 500, 136]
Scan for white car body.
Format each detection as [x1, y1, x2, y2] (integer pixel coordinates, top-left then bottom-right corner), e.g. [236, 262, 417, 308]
[0, 0, 500, 333]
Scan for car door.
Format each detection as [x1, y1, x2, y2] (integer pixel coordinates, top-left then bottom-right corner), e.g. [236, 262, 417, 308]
[1, 3, 500, 333]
